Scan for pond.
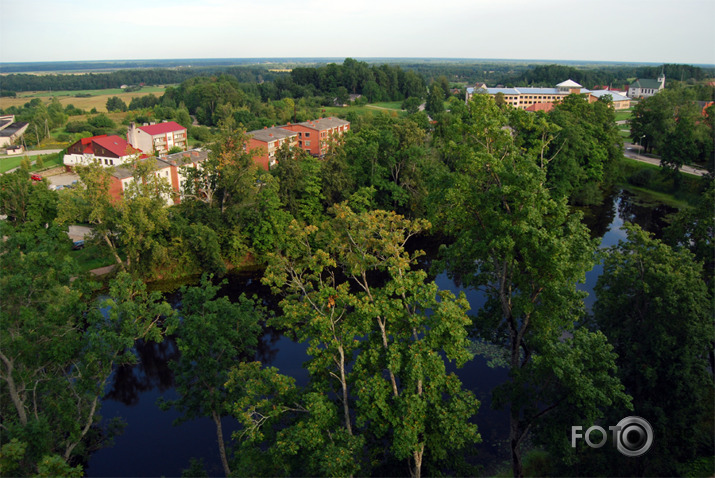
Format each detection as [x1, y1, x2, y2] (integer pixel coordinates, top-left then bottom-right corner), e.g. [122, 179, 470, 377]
[84, 189, 677, 477]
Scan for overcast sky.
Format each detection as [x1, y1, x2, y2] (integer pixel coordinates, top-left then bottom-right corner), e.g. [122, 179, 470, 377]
[1, 0, 713, 65]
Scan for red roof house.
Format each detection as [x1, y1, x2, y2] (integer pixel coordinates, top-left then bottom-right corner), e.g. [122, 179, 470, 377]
[64, 135, 142, 169]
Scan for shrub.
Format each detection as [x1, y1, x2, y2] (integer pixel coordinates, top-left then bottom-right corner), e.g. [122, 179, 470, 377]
[628, 168, 655, 187]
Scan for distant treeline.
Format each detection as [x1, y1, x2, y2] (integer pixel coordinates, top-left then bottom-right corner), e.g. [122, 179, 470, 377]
[2, 59, 712, 98]
[0, 67, 284, 93]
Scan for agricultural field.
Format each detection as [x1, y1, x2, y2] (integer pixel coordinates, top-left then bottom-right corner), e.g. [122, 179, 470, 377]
[0, 86, 170, 112]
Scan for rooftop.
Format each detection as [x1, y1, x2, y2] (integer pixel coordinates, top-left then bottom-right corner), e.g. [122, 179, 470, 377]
[160, 149, 209, 167]
[112, 157, 172, 180]
[138, 121, 186, 136]
[93, 135, 141, 157]
[556, 79, 583, 88]
[630, 78, 663, 89]
[296, 117, 350, 130]
[589, 90, 630, 102]
[248, 126, 298, 143]
[0, 122, 29, 137]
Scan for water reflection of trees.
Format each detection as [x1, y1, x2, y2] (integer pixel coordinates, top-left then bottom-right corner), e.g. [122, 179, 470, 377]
[578, 188, 619, 239]
[617, 190, 677, 239]
[104, 338, 179, 406]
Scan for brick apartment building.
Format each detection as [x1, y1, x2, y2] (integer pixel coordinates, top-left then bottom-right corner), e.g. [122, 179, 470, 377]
[246, 127, 299, 170]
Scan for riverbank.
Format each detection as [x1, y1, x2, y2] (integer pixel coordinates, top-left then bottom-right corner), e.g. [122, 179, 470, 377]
[617, 156, 707, 208]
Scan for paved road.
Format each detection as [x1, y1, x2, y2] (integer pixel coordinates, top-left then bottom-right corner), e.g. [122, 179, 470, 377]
[21, 149, 63, 156]
[623, 143, 708, 177]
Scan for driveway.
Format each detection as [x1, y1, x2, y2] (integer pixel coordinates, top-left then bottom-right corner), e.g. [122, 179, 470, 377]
[48, 172, 80, 188]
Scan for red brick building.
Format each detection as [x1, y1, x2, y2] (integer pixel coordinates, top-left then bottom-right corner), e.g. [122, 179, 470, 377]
[246, 127, 299, 170]
[281, 117, 350, 157]
[108, 149, 208, 204]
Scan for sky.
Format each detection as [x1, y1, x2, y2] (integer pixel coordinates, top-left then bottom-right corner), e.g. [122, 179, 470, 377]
[1, 0, 714, 65]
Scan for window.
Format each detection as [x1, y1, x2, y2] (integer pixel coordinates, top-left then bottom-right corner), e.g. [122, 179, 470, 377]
[305, 141, 311, 147]
[305, 132, 310, 138]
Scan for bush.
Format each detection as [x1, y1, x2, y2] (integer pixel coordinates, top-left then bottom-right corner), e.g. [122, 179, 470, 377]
[628, 168, 655, 187]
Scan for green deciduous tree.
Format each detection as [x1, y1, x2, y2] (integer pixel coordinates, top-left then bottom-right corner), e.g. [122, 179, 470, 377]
[259, 205, 480, 478]
[438, 94, 629, 477]
[0, 208, 176, 475]
[106, 96, 127, 112]
[425, 84, 445, 118]
[160, 275, 263, 476]
[594, 224, 714, 476]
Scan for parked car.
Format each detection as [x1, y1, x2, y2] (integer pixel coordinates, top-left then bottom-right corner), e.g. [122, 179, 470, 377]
[72, 240, 85, 250]
[30, 174, 42, 181]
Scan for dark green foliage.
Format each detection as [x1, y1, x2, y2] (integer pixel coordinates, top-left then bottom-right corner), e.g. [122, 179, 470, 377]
[425, 84, 445, 117]
[546, 94, 622, 204]
[105, 96, 127, 112]
[160, 274, 263, 476]
[437, 93, 630, 477]
[594, 224, 714, 476]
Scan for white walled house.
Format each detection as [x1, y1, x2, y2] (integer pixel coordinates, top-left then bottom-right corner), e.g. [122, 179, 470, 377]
[127, 121, 188, 155]
[64, 135, 142, 169]
[628, 74, 666, 99]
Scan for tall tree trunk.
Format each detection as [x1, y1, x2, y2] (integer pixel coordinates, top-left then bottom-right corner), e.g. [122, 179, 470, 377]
[510, 411, 524, 478]
[212, 411, 231, 477]
[102, 233, 125, 270]
[0, 354, 27, 426]
[338, 345, 352, 435]
[411, 445, 424, 478]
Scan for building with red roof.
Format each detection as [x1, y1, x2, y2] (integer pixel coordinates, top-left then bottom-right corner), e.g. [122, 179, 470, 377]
[64, 134, 142, 169]
[127, 121, 187, 155]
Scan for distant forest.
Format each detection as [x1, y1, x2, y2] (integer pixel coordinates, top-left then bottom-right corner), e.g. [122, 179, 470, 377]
[1, 59, 713, 96]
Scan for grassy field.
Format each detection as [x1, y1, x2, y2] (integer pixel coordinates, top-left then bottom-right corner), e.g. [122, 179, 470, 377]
[0, 152, 63, 173]
[614, 109, 633, 122]
[369, 101, 404, 111]
[0, 86, 169, 112]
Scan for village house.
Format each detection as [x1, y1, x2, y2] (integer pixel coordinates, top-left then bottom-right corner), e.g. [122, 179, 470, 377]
[628, 74, 665, 99]
[64, 134, 142, 169]
[127, 121, 188, 155]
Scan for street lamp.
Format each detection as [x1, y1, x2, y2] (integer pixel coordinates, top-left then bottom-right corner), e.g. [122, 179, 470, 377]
[637, 135, 645, 154]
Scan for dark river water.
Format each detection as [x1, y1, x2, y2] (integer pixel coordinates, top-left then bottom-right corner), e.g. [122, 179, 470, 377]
[84, 188, 677, 477]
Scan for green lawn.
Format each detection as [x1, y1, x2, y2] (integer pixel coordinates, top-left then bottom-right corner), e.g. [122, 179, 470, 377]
[322, 104, 404, 118]
[369, 101, 404, 111]
[0, 153, 63, 173]
[70, 243, 117, 273]
[614, 110, 633, 122]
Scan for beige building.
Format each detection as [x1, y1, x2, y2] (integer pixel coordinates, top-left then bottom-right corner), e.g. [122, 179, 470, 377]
[467, 80, 631, 110]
